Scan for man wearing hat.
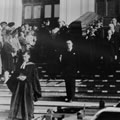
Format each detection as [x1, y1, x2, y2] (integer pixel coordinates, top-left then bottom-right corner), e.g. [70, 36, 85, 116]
[8, 22, 15, 32]
[0, 21, 8, 42]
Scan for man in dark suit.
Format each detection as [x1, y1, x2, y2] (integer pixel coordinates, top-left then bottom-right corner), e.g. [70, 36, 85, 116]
[60, 40, 78, 102]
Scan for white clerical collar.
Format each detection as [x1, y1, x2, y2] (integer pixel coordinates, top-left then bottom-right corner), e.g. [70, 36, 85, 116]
[67, 48, 73, 52]
[20, 62, 34, 69]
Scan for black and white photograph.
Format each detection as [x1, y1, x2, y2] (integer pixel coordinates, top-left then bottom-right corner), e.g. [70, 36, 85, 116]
[0, 0, 120, 120]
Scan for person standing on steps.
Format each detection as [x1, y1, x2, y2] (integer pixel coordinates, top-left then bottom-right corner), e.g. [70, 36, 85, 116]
[60, 40, 79, 102]
[6, 51, 41, 120]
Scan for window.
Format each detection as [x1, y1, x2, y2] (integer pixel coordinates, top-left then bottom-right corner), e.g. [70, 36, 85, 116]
[33, 5, 41, 19]
[45, 5, 52, 18]
[23, 0, 32, 4]
[24, 6, 32, 19]
[96, 0, 117, 17]
[96, 0, 106, 16]
[107, 0, 116, 16]
[33, 0, 41, 3]
[54, 4, 59, 18]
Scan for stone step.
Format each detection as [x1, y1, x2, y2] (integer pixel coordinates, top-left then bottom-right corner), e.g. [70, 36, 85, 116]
[0, 103, 97, 114]
[0, 99, 116, 119]
[0, 107, 97, 118]
[0, 96, 116, 108]
[0, 111, 49, 120]
[1, 76, 120, 101]
[0, 100, 104, 120]
[1, 78, 120, 89]
[0, 110, 93, 120]
[0, 91, 120, 102]
[0, 104, 57, 114]
[1, 88, 120, 96]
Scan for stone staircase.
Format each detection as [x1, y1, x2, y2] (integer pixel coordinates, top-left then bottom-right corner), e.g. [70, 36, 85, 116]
[0, 61, 120, 120]
[37, 62, 120, 101]
[0, 84, 100, 120]
[0, 89, 116, 120]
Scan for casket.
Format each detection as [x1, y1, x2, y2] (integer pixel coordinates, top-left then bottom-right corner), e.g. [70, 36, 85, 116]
[69, 12, 101, 36]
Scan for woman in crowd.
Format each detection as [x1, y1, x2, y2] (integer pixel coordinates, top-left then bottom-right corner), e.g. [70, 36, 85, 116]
[1, 29, 15, 83]
[6, 51, 41, 120]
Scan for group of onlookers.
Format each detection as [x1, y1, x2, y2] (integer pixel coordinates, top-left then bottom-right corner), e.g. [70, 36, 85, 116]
[0, 17, 120, 83]
[84, 17, 120, 59]
[0, 21, 38, 83]
[0, 18, 71, 83]
[81, 17, 120, 73]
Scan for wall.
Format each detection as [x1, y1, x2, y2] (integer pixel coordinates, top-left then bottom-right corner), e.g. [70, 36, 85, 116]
[0, 0, 22, 27]
[60, 0, 95, 25]
[0, 0, 95, 27]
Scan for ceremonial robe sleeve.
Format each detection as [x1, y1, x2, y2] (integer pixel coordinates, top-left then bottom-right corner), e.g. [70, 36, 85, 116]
[32, 66, 42, 101]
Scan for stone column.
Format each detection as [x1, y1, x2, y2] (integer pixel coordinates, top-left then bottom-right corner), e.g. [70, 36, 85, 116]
[60, 0, 81, 25]
[60, 0, 95, 25]
[88, 0, 95, 12]
[12, 0, 22, 27]
[0, 0, 22, 27]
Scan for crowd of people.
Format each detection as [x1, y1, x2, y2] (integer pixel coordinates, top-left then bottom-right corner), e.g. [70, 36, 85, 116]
[84, 17, 120, 60]
[0, 19, 71, 120]
[0, 18, 82, 83]
[0, 17, 120, 119]
[0, 17, 120, 88]
[0, 21, 42, 120]
[0, 21, 39, 83]
[78, 17, 120, 75]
